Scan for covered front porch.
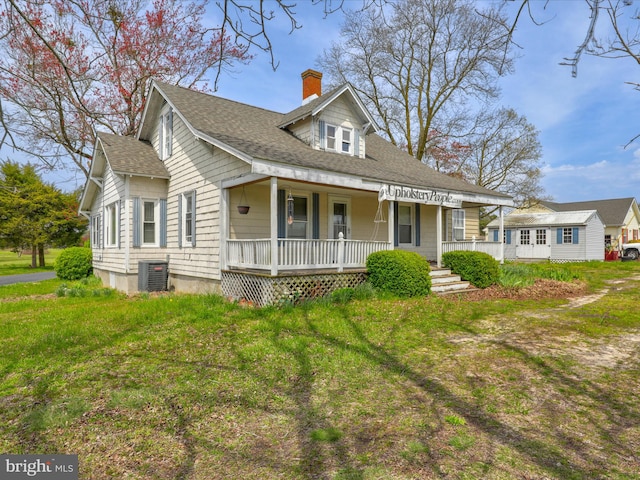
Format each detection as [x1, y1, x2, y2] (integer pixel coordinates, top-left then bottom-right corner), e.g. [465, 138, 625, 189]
[220, 176, 510, 276]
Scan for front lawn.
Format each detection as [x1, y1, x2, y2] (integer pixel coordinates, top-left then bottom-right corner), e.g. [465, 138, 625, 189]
[0, 262, 639, 479]
[0, 248, 62, 275]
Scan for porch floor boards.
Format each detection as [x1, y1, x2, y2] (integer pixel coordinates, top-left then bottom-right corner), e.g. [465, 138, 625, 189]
[222, 267, 367, 278]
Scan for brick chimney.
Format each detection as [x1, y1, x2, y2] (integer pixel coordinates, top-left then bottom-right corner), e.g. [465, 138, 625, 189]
[301, 69, 322, 103]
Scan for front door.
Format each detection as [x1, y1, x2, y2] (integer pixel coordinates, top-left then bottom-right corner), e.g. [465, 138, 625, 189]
[329, 196, 351, 239]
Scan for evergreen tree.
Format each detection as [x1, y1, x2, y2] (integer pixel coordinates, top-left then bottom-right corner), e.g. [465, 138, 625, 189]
[0, 162, 86, 267]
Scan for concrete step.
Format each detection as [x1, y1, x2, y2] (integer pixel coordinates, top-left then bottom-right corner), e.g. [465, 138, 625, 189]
[429, 267, 472, 294]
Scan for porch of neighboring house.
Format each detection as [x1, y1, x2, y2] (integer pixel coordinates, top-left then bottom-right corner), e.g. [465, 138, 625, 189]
[219, 177, 507, 305]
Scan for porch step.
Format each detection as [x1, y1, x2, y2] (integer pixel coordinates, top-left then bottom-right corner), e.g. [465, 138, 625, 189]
[429, 268, 473, 294]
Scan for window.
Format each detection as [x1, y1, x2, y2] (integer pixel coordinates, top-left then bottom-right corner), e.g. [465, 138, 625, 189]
[178, 190, 196, 247]
[324, 123, 354, 155]
[105, 202, 118, 247]
[341, 128, 352, 153]
[326, 125, 336, 151]
[536, 229, 546, 245]
[142, 200, 157, 245]
[605, 234, 612, 248]
[520, 229, 530, 245]
[452, 210, 465, 241]
[91, 215, 101, 248]
[563, 227, 573, 244]
[398, 205, 412, 244]
[159, 106, 173, 160]
[287, 195, 308, 239]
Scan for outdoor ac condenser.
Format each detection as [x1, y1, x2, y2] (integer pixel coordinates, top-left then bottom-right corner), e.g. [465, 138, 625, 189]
[138, 261, 168, 292]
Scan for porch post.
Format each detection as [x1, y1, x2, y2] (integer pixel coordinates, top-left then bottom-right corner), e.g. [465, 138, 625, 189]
[270, 177, 279, 276]
[387, 200, 395, 250]
[436, 205, 443, 267]
[499, 205, 505, 264]
[220, 187, 229, 270]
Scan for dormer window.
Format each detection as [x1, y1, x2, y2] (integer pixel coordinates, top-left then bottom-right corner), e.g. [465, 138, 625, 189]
[159, 105, 173, 160]
[341, 128, 352, 154]
[322, 122, 355, 155]
[327, 125, 336, 150]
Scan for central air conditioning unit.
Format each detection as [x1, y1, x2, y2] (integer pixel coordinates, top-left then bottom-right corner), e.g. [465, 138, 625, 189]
[138, 261, 168, 292]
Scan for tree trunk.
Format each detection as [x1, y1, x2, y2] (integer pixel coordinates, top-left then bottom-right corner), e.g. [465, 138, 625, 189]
[38, 244, 46, 267]
[31, 245, 37, 268]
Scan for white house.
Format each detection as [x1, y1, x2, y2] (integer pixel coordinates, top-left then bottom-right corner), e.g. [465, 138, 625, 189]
[79, 70, 513, 304]
[537, 198, 640, 251]
[487, 210, 605, 262]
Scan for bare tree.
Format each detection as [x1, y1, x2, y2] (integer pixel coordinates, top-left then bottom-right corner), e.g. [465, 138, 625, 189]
[319, 0, 515, 164]
[0, 0, 250, 180]
[465, 108, 544, 208]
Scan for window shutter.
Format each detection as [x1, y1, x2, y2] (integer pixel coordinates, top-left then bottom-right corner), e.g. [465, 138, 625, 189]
[354, 130, 360, 157]
[159, 198, 167, 247]
[319, 120, 326, 149]
[312, 193, 320, 239]
[132, 198, 141, 247]
[506, 229, 512, 245]
[177, 194, 182, 248]
[393, 202, 399, 247]
[277, 189, 286, 238]
[167, 108, 173, 156]
[493, 229, 499, 242]
[414, 203, 421, 246]
[191, 190, 197, 247]
[557, 228, 563, 244]
[573, 227, 579, 244]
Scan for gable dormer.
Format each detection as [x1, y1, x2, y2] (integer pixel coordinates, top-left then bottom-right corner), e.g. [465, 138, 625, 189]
[279, 70, 378, 159]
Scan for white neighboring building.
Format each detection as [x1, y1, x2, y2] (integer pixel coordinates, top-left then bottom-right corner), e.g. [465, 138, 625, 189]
[487, 210, 604, 262]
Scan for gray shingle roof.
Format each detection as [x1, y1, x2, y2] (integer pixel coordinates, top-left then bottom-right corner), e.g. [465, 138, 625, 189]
[153, 81, 510, 201]
[541, 198, 636, 227]
[97, 132, 170, 178]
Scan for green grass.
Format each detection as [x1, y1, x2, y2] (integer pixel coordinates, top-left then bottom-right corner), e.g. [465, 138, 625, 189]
[1, 262, 639, 479]
[0, 248, 62, 275]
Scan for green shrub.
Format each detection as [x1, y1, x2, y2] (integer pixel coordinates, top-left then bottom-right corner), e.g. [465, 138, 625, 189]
[54, 247, 93, 280]
[442, 251, 499, 289]
[366, 250, 431, 297]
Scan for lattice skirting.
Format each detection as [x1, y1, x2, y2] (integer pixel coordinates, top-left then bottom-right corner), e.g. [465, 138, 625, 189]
[221, 270, 368, 307]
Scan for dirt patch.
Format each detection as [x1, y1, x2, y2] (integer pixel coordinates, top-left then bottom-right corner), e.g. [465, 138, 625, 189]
[461, 278, 589, 302]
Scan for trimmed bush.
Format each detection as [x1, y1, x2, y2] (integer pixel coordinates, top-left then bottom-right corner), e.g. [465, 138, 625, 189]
[54, 247, 93, 280]
[366, 250, 431, 297]
[442, 251, 499, 289]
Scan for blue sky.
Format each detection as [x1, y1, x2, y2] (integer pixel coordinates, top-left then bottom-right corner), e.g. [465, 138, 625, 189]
[210, 1, 640, 203]
[39, 1, 639, 203]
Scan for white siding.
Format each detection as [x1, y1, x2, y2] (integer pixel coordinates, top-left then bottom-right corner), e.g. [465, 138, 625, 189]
[585, 215, 605, 261]
[156, 110, 250, 287]
[91, 163, 126, 273]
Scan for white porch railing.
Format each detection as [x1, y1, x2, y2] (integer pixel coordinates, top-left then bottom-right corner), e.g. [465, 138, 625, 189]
[226, 235, 391, 272]
[442, 237, 503, 261]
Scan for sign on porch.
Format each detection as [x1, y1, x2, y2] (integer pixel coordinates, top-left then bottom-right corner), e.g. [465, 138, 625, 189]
[379, 185, 462, 208]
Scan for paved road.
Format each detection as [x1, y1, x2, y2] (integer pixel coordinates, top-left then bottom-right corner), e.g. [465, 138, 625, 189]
[0, 271, 57, 286]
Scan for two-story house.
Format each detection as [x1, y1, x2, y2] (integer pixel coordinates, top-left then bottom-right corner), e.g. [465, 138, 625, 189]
[79, 70, 513, 304]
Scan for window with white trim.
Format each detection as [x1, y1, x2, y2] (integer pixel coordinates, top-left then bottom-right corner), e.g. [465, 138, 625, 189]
[325, 123, 354, 155]
[563, 227, 573, 244]
[105, 202, 118, 247]
[536, 229, 546, 245]
[520, 229, 530, 245]
[142, 200, 158, 245]
[182, 192, 195, 246]
[452, 209, 465, 241]
[159, 106, 173, 160]
[398, 204, 413, 244]
[91, 215, 101, 248]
